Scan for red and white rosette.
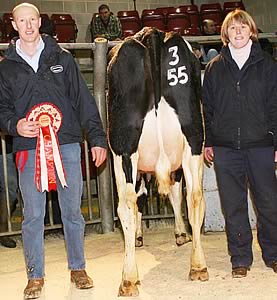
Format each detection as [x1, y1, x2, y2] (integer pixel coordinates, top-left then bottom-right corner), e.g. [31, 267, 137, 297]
[27, 103, 67, 192]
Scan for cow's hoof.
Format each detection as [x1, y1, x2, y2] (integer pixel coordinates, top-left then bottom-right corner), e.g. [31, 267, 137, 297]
[118, 280, 139, 297]
[135, 236, 143, 247]
[189, 268, 209, 281]
[175, 233, 191, 246]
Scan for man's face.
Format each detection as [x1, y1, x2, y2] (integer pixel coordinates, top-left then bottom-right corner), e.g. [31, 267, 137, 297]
[204, 21, 216, 35]
[12, 5, 41, 43]
[99, 8, 111, 23]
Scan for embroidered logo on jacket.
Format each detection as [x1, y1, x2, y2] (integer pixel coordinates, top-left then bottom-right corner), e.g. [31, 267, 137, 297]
[50, 65, 64, 73]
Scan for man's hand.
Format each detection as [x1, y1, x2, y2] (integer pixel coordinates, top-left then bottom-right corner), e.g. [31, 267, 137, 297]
[91, 146, 107, 167]
[204, 147, 214, 163]
[16, 118, 40, 138]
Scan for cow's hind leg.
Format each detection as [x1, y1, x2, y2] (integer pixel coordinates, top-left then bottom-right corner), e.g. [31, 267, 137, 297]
[135, 174, 148, 247]
[182, 141, 208, 281]
[113, 153, 140, 296]
[168, 170, 191, 246]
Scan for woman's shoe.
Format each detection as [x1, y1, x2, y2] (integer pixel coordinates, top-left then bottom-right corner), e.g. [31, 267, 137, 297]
[232, 266, 249, 278]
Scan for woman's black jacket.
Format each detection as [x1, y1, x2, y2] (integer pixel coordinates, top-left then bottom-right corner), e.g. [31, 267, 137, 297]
[203, 41, 277, 150]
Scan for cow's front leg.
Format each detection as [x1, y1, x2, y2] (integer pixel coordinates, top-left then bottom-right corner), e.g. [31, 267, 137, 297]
[118, 183, 140, 296]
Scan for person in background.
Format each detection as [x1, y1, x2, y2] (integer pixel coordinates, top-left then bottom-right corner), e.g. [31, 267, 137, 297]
[203, 9, 277, 278]
[191, 42, 202, 59]
[0, 3, 107, 299]
[201, 19, 221, 63]
[203, 18, 217, 35]
[91, 4, 122, 41]
[39, 15, 54, 37]
[190, 42, 206, 70]
[0, 134, 18, 248]
[257, 29, 274, 56]
[0, 52, 18, 249]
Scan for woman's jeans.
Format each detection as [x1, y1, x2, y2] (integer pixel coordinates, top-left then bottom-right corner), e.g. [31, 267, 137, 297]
[19, 143, 85, 279]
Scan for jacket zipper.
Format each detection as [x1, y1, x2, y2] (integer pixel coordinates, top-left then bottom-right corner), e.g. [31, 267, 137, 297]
[237, 81, 241, 149]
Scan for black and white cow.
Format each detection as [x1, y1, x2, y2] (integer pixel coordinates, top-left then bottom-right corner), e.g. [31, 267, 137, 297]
[107, 27, 208, 297]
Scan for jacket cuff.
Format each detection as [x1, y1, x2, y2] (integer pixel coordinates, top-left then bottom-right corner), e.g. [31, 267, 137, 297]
[8, 118, 20, 137]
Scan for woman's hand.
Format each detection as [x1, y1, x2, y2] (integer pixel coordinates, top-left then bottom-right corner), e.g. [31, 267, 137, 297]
[204, 147, 214, 163]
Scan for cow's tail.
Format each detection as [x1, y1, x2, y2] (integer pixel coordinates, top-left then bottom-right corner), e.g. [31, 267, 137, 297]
[155, 108, 171, 196]
[155, 147, 171, 196]
[148, 29, 162, 110]
[147, 29, 171, 195]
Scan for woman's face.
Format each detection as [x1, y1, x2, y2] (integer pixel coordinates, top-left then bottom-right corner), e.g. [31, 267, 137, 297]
[227, 20, 252, 49]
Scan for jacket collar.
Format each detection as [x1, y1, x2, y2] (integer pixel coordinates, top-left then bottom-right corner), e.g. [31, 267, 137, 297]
[5, 34, 62, 62]
[221, 41, 264, 65]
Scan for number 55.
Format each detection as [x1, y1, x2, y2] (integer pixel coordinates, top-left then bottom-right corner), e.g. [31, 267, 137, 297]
[167, 66, 188, 86]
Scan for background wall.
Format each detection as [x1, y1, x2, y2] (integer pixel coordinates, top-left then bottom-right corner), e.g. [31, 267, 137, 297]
[0, 0, 276, 42]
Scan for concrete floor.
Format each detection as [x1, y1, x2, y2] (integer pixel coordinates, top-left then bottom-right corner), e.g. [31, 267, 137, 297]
[0, 227, 276, 300]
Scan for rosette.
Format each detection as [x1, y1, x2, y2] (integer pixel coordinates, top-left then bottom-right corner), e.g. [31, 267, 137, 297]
[26, 102, 67, 192]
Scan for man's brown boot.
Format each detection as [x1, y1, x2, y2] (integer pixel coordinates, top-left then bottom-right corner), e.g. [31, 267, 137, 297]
[71, 270, 94, 289]
[24, 278, 44, 299]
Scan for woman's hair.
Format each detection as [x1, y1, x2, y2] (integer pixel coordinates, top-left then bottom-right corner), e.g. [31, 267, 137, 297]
[221, 9, 258, 46]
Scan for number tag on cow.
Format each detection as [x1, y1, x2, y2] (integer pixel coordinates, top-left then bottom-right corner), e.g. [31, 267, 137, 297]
[167, 46, 188, 86]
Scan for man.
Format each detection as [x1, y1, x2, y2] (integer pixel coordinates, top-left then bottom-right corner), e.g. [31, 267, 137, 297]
[201, 19, 221, 63]
[91, 4, 122, 41]
[202, 18, 217, 35]
[0, 3, 107, 299]
[0, 135, 18, 248]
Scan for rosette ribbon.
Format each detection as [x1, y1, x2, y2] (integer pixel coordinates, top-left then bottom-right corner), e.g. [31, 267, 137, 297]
[26, 103, 67, 192]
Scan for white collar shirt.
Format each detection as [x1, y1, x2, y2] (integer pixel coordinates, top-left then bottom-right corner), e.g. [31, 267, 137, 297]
[15, 37, 45, 73]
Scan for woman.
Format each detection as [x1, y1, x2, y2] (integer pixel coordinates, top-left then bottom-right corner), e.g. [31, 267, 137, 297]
[203, 9, 277, 278]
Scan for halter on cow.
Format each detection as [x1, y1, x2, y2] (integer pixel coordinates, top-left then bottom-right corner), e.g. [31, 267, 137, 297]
[107, 27, 208, 297]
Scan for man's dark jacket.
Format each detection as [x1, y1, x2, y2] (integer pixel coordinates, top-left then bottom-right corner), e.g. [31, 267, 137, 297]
[0, 34, 107, 152]
[203, 41, 277, 150]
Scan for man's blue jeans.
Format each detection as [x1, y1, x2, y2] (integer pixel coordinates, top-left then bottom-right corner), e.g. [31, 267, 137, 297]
[19, 143, 86, 279]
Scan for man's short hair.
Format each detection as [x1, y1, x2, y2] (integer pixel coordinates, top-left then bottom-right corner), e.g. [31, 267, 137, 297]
[203, 19, 214, 28]
[98, 4, 110, 13]
[12, 2, 40, 18]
